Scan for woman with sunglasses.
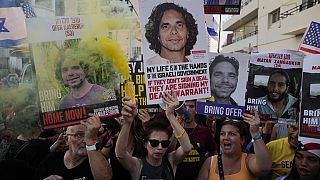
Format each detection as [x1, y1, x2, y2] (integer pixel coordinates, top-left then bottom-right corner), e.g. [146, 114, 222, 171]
[197, 111, 271, 179]
[116, 91, 192, 180]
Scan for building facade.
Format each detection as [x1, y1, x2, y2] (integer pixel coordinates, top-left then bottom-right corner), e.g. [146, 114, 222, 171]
[221, 0, 320, 53]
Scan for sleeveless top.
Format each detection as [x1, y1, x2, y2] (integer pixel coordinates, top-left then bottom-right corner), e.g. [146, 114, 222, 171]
[208, 153, 256, 180]
[139, 157, 174, 180]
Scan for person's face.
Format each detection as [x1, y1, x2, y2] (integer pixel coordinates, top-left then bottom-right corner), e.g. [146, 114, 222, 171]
[66, 125, 87, 157]
[158, 9, 188, 53]
[185, 100, 196, 123]
[267, 73, 289, 102]
[211, 61, 238, 99]
[145, 130, 169, 160]
[287, 124, 298, 148]
[220, 124, 243, 155]
[295, 151, 320, 179]
[61, 58, 86, 88]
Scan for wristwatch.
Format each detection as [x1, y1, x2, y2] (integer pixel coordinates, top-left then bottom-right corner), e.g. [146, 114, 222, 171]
[252, 132, 262, 141]
[86, 142, 98, 151]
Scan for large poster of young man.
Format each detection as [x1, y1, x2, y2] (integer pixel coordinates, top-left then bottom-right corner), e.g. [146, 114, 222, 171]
[139, 0, 210, 104]
[197, 52, 249, 119]
[245, 50, 303, 124]
[27, 16, 130, 129]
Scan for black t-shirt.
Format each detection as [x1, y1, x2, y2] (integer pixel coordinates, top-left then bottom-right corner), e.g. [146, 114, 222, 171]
[139, 157, 173, 180]
[3, 139, 50, 168]
[35, 152, 94, 180]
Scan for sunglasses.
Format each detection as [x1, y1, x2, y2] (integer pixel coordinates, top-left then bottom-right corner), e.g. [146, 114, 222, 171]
[148, 139, 170, 148]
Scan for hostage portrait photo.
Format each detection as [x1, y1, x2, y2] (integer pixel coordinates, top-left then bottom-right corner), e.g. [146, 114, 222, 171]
[139, 0, 211, 104]
[245, 50, 303, 122]
[33, 39, 118, 113]
[205, 52, 249, 107]
[139, 0, 208, 65]
[299, 54, 320, 139]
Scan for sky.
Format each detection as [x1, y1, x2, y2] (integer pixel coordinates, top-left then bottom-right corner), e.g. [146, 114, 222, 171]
[209, 14, 232, 53]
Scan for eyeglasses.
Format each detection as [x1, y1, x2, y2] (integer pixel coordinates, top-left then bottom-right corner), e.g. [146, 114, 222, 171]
[66, 132, 85, 140]
[148, 139, 170, 148]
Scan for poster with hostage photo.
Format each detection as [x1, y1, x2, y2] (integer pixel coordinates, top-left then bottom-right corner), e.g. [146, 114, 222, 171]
[197, 52, 249, 119]
[27, 16, 130, 129]
[299, 54, 320, 142]
[245, 50, 303, 124]
[139, 0, 210, 104]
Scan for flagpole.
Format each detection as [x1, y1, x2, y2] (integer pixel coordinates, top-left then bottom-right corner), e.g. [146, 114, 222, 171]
[217, 14, 222, 53]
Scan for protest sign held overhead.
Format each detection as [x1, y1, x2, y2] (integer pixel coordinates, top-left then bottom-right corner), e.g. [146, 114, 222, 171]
[245, 50, 303, 123]
[299, 54, 320, 143]
[27, 15, 134, 129]
[120, 60, 159, 113]
[139, 0, 210, 104]
[197, 52, 249, 119]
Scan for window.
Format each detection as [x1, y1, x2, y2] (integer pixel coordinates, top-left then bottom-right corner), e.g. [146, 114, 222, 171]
[132, 47, 141, 59]
[270, 8, 280, 24]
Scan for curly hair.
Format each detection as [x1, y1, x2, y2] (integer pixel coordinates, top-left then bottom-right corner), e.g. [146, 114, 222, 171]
[145, 3, 198, 56]
[55, 47, 90, 87]
[209, 55, 240, 77]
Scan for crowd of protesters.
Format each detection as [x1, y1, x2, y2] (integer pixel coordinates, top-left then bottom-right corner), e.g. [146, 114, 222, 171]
[0, 90, 319, 180]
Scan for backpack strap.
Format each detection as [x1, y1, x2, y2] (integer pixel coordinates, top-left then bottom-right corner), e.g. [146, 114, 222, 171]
[14, 141, 32, 158]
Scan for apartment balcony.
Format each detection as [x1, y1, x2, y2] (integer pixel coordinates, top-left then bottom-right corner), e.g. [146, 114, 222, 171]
[221, 30, 258, 53]
[280, 0, 320, 35]
[223, 0, 258, 31]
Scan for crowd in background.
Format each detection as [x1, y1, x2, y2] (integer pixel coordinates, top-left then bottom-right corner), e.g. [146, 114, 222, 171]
[0, 91, 319, 180]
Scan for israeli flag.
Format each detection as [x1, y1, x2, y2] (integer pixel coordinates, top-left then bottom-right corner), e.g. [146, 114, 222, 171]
[205, 15, 219, 41]
[0, 0, 27, 47]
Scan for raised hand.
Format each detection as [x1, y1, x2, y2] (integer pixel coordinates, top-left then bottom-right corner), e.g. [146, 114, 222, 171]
[138, 109, 151, 124]
[81, 114, 101, 146]
[162, 91, 179, 116]
[242, 109, 260, 135]
[121, 96, 138, 124]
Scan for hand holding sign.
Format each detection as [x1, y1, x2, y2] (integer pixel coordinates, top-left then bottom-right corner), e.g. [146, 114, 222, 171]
[81, 114, 101, 146]
[121, 96, 138, 124]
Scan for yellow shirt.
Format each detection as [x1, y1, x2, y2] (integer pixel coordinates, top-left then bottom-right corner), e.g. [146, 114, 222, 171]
[266, 137, 295, 180]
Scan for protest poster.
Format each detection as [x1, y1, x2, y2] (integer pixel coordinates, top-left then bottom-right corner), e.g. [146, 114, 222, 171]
[26, 16, 132, 129]
[245, 50, 303, 123]
[299, 54, 320, 143]
[203, 0, 241, 14]
[120, 59, 159, 113]
[197, 52, 249, 119]
[138, 0, 210, 104]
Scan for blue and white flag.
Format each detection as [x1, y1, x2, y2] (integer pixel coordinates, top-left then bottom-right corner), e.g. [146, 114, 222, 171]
[0, 0, 27, 47]
[205, 14, 219, 41]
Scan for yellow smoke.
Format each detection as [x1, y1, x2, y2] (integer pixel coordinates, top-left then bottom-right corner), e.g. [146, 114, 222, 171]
[80, 15, 134, 81]
[74, 0, 137, 80]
